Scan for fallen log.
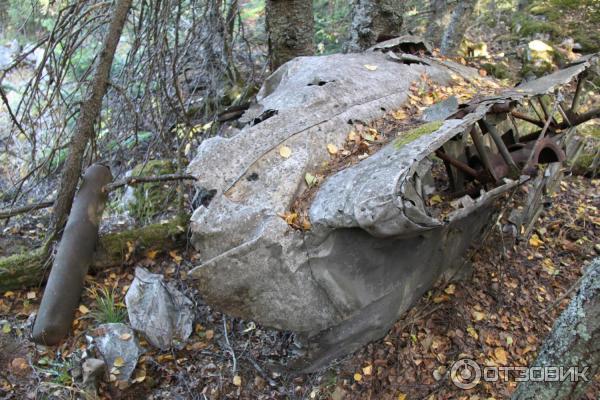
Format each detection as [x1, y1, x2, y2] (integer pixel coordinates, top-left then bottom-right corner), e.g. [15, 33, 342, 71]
[33, 164, 113, 345]
[0, 173, 196, 220]
[0, 216, 189, 293]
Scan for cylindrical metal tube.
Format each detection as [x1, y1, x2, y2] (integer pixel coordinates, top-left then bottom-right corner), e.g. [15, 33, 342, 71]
[32, 164, 112, 345]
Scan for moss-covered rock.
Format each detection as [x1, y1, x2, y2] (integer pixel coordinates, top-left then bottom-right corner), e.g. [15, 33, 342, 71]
[127, 160, 176, 223]
[521, 40, 559, 77]
[570, 125, 600, 176]
[482, 61, 513, 80]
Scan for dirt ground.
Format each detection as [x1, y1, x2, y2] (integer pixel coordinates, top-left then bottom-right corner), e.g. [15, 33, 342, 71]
[0, 174, 599, 400]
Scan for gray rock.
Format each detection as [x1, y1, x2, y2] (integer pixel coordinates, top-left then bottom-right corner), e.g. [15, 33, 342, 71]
[125, 267, 194, 350]
[94, 323, 143, 382]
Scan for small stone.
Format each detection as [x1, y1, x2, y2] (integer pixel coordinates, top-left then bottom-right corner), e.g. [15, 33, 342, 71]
[82, 358, 106, 389]
[94, 323, 143, 382]
[125, 268, 194, 350]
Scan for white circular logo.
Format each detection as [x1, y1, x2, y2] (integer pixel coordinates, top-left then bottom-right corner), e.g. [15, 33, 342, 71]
[450, 359, 481, 389]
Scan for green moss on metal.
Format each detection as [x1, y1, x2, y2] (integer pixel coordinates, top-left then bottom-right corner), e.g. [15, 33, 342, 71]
[394, 121, 443, 149]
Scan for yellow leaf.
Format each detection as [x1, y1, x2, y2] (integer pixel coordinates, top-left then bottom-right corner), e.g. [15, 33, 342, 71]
[422, 95, 434, 105]
[430, 195, 443, 205]
[354, 373, 363, 382]
[279, 145, 292, 158]
[125, 241, 135, 261]
[327, 143, 338, 155]
[301, 219, 312, 230]
[433, 294, 449, 303]
[392, 110, 408, 120]
[279, 212, 298, 225]
[494, 347, 508, 365]
[467, 326, 479, 340]
[233, 375, 242, 386]
[529, 234, 544, 248]
[113, 357, 125, 367]
[444, 284, 456, 295]
[205, 330, 214, 340]
[472, 311, 486, 322]
[146, 249, 159, 260]
[4, 291, 15, 298]
[364, 64, 378, 71]
[348, 131, 359, 141]
[119, 333, 132, 341]
[362, 364, 373, 376]
[542, 258, 557, 275]
[169, 250, 182, 264]
[398, 393, 407, 400]
[305, 173, 317, 187]
[2, 323, 11, 334]
[78, 305, 90, 314]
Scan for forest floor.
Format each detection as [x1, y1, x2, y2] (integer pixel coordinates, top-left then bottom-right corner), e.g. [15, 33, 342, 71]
[0, 173, 598, 399]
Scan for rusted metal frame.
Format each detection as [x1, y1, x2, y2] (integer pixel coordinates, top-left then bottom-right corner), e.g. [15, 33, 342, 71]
[478, 119, 519, 173]
[511, 111, 545, 128]
[557, 103, 572, 128]
[538, 96, 559, 127]
[509, 114, 521, 140]
[530, 100, 546, 122]
[441, 158, 457, 192]
[524, 94, 559, 169]
[434, 149, 482, 182]
[469, 124, 499, 182]
[571, 71, 587, 115]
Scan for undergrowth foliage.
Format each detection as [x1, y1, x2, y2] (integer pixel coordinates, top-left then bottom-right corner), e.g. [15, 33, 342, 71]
[88, 285, 127, 324]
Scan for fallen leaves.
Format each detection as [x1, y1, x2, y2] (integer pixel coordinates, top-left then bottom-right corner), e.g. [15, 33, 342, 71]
[327, 143, 338, 155]
[472, 310, 486, 322]
[362, 364, 373, 376]
[529, 233, 544, 247]
[364, 64, 378, 71]
[467, 325, 479, 340]
[113, 356, 125, 367]
[169, 250, 182, 264]
[542, 258, 558, 275]
[78, 304, 90, 314]
[279, 145, 292, 158]
[494, 347, 508, 365]
[233, 375, 242, 386]
[305, 172, 318, 187]
[10, 358, 28, 373]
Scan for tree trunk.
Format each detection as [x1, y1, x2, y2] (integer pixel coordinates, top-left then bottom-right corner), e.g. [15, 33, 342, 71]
[50, 0, 132, 238]
[512, 257, 600, 399]
[33, 164, 112, 345]
[0, 216, 189, 293]
[439, 0, 478, 56]
[426, 0, 456, 49]
[265, 0, 315, 71]
[345, 0, 404, 52]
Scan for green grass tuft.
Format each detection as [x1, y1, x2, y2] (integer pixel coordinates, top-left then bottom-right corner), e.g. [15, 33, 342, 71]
[88, 286, 127, 324]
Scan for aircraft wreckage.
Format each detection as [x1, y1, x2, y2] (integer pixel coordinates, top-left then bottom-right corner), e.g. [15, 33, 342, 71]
[187, 38, 599, 371]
